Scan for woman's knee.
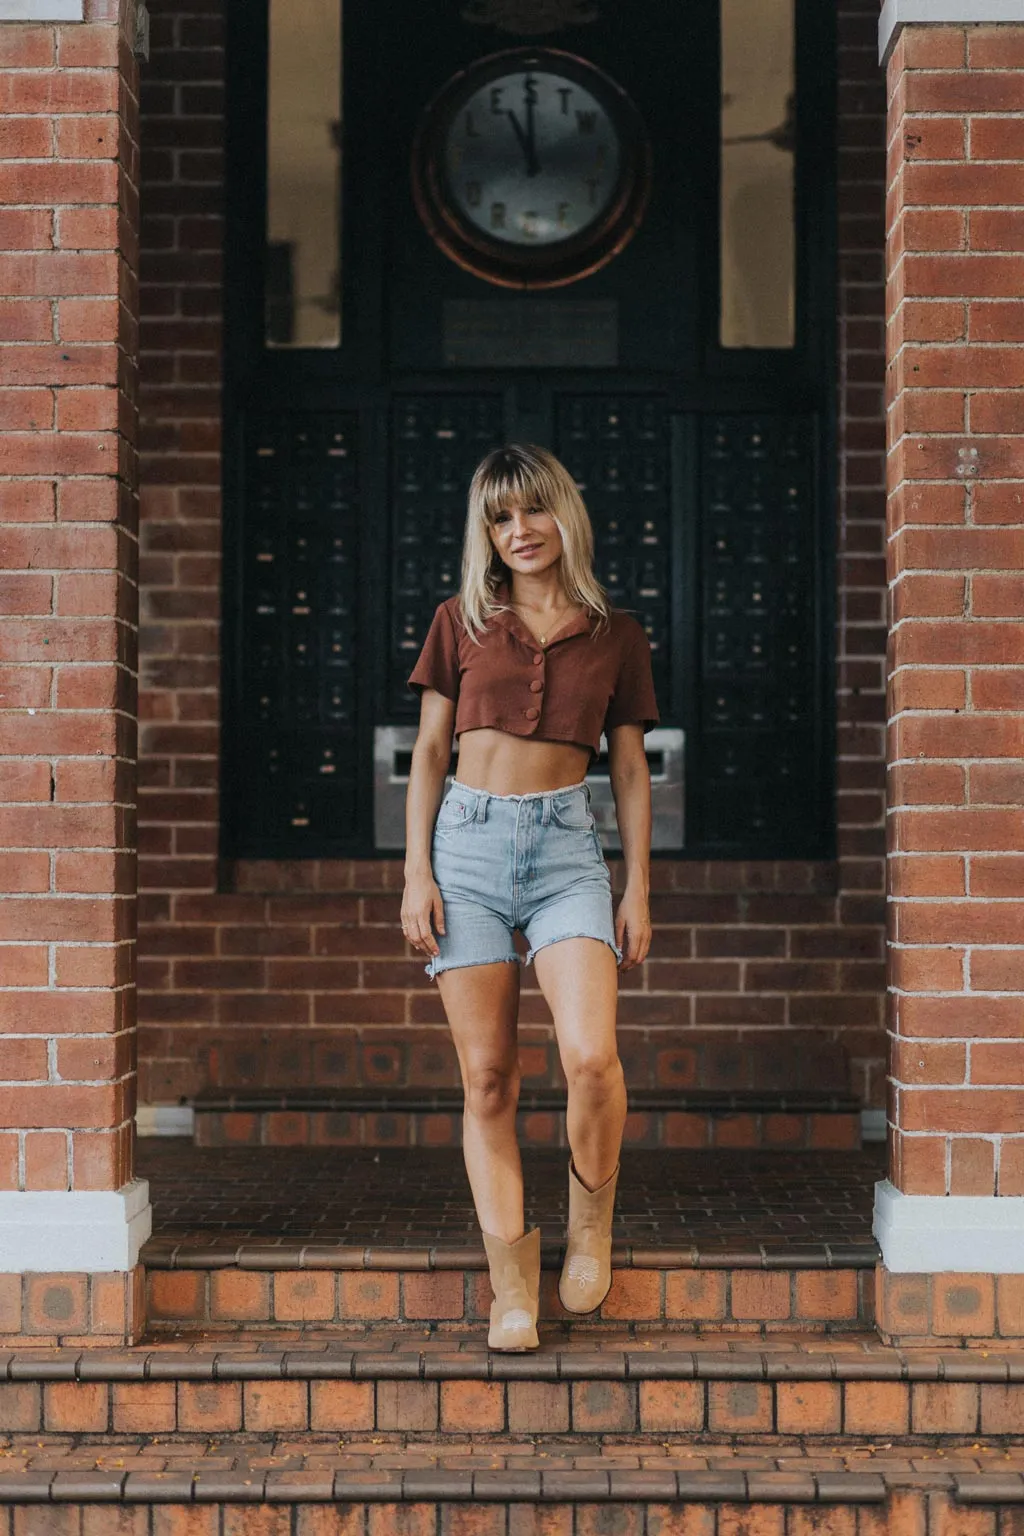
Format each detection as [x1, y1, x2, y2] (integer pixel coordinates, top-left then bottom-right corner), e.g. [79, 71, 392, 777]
[563, 1047, 623, 1100]
[464, 1062, 520, 1120]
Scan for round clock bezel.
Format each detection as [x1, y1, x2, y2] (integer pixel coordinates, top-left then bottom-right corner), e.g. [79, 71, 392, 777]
[411, 46, 651, 290]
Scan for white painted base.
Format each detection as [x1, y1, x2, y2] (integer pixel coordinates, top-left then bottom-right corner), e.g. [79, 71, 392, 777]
[136, 1105, 195, 1138]
[874, 1179, 1024, 1273]
[880, 0, 1024, 63]
[0, 1180, 152, 1273]
[861, 1109, 886, 1144]
[0, 1, 84, 17]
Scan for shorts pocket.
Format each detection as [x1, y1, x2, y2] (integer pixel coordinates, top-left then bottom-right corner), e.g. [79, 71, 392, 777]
[434, 795, 475, 836]
[550, 788, 594, 831]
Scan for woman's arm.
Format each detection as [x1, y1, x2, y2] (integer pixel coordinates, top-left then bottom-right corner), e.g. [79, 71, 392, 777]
[402, 689, 456, 959]
[607, 723, 653, 971]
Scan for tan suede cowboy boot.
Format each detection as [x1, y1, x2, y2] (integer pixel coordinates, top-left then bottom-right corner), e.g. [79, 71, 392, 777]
[558, 1159, 618, 1315]
[481, 1227, 541, 1351]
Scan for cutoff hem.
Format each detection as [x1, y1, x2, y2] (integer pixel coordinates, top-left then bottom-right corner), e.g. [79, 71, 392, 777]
[426, 953, 520, 980]
[524, 932, 622, 966]
[449, 778, 588, 802]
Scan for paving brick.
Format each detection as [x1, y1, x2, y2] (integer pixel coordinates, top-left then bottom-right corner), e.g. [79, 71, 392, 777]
[177, 1381, 242, 1433]
[707, 1381, 774, 1434]
[440, 1379, 505, 1432]
[637, 1379, 704, 1433]
[243, 1380, 309, 1432]
[507, 1380, 570, 1434]
[273, 1271, 336, 1323]
[339, 1271, 400, 1321]
[309, 1379, 375, 1432]
[210, 1270, 271, 1322]
[42, 1381, 108, 1433]
[375, 1380, 439, 1432]
[776, 1380, 842, 1435]
[570, 1380, 636, 1433]
[843, 1380, 910, 1437]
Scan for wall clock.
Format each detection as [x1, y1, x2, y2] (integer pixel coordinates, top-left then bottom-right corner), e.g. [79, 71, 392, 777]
[412, 47, 651, 289]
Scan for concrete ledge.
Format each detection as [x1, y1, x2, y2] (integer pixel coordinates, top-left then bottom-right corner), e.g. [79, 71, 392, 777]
[874, 1179, 1024, 1273]
[0, 1, 84, 17]
[880, 0, 1024, 63]
[0, 1180, 152, 1273]
[137, 1105, 195, 1137]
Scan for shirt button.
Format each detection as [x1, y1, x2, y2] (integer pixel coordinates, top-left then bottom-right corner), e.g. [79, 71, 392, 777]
[532, 654, 543, 665]
[529, 679, 543, 694]
[525, 707, 540, 720]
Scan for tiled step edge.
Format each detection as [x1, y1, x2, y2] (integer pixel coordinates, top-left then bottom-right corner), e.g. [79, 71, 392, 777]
[141, 1240, 880, 1270]
[4, 1346, 1024, 1381]
[1, 1468, 1024, 1504]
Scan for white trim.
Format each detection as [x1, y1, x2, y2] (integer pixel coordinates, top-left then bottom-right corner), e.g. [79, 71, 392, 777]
[880, 0, 1024, 63]
[0, 0, 84, 17]
[136, 1105, 194, 1138]
[861, 1109, 887, 1143]
[874, 1179, 1024, 1273]
[0, 1180, 151, 1273]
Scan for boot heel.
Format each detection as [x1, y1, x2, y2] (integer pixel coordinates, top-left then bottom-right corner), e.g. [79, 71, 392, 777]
[482, 1228, 540, 1351]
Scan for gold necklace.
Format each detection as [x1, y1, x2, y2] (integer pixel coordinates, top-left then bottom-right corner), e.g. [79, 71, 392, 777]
[513, 602, 570, 647]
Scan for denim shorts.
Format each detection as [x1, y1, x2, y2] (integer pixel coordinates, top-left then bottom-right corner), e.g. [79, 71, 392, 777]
[425, 779, 620, 980]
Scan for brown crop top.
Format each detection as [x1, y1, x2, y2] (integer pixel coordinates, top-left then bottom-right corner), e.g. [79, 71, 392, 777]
[407, 594, 659, 754]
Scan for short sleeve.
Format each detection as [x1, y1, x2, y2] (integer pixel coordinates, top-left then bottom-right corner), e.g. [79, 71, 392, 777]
[408, 602, 461, 702]
[604, 624, 660, 734]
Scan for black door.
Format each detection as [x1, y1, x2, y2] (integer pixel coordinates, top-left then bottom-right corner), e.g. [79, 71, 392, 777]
[221, 0, 836, 861]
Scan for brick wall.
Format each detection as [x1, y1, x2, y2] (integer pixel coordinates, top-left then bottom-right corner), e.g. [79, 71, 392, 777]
[0, 8, 140, 1195]
[135, 0, 890, 1110]
[884, 24, 1024, 1199]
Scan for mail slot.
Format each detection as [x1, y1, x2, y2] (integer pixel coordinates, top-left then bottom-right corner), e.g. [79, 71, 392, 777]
[373, 726, 685, 852]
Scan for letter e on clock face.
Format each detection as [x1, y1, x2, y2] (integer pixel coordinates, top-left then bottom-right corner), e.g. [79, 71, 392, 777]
[412, 47, 650, 289]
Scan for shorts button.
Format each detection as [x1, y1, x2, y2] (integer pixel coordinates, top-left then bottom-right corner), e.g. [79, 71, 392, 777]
[525, 707, 540, 720]
[529, 679, 543, 694]
[533, 653, 543, 665]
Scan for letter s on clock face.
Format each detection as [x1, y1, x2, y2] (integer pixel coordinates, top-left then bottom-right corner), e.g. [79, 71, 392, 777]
[412, 48, 650, 289]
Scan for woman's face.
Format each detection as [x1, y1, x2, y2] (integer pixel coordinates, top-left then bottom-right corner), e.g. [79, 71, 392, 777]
[488, 498, 563, 578]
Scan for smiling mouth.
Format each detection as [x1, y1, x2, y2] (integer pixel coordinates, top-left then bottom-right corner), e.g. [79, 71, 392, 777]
[513, 545, 542, 555]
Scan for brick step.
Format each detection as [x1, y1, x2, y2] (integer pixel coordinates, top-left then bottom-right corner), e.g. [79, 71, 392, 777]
[1, 1438, 1022, 1535]
[143, 1245, 877, 1334]
[4, 1335, 1024, 1439]
[191, 1087, 863, 1151]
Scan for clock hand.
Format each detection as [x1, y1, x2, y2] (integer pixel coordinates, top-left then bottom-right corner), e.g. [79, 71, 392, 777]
[506, 107, 533, 172]
[523, 73, 540, 177]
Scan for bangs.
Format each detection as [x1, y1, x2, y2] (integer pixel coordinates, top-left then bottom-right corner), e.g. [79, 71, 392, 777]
[474, 449, 557, 524]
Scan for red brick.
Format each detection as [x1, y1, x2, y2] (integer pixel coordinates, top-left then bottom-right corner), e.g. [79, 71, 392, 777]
[440, 1379, 505, 1432]
[843, 1380, 910, 1435]
[707, 1381, 773, 1434]
[338, 1270, 399, 1320]
[309, 1379, 375, 1432]
[777, 1381, 842, 1435]
[43, 1379, 108, 1431]
[638, 1379, 704, 1432]
[243, 1379, 308, 1432]
[177, 1381, 242, 1432]
[273, 1270, 336, 1322]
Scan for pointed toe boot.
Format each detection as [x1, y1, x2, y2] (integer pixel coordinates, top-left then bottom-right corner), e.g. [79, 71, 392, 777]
[482, 1227, 541, 1351]
[558, 1159, 618, 1315]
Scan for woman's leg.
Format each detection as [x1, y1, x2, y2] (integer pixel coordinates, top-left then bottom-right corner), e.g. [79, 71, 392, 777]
[437, 960, 524, 1243]
[533, 938, 624, 1190]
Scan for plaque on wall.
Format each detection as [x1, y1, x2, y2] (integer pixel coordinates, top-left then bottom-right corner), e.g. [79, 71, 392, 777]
[443, 299, 618, 367]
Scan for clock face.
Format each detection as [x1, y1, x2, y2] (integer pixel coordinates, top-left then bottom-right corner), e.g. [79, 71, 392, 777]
[444, 69, 622, 249]
[412, 48, 650, 289]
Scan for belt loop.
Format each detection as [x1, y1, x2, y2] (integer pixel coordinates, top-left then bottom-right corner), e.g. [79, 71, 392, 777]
[476, 794, 487, 824]
[541, 794, 551, 828]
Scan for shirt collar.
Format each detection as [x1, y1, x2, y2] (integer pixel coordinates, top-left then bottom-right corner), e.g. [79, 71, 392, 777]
[490, 584, 594, 649]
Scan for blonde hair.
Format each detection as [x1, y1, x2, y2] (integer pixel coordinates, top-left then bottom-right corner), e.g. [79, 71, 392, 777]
[459, 444, 610, 641]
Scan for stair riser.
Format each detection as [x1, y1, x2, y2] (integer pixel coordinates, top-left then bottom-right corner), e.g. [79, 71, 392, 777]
[0, 1496, 1002, 1535]
[146, 1267, 873, 1332]
[5, 1376, 1023, 1438]
[194, 1108, 862, 1152]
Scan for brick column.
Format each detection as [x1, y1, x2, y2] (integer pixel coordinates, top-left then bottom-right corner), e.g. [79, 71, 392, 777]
[876, 12, 1024, 1338]
[0, 2, 149, 1342]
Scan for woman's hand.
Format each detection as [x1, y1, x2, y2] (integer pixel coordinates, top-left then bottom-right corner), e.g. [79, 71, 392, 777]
[615, 883, 652, 972]
[401, 871, 446, 959]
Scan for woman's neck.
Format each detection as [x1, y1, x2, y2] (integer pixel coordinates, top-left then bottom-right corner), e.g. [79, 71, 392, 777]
[507, 570, 571, 614]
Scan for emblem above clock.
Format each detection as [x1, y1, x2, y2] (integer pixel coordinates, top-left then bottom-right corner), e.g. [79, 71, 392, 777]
[412, 47, 651, 289]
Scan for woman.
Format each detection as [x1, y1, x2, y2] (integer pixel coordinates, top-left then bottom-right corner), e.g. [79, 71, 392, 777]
[402, 443, 658, 1351]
